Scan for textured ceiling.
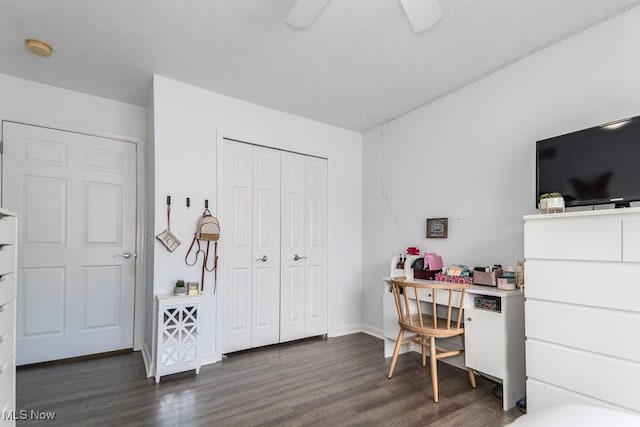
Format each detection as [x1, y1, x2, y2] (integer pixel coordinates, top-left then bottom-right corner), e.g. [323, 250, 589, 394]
[1, 0, 640, 131]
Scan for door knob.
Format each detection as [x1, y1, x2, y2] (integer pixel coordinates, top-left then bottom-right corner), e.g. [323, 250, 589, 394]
[293, 254, 307, 261]
[114, 251, 134, 259]
[256, 255, 268, 262]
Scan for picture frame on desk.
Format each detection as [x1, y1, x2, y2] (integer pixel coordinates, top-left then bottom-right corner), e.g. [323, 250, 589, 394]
[426, 217, 448, 238]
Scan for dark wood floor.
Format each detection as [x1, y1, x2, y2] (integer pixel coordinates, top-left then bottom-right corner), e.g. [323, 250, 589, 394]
[16, 333, 522, 426]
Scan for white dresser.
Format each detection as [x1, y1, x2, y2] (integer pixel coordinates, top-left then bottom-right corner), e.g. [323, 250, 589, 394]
[0, 209, 17, 426]
[155, 294, 201, 383]
[524, 208, 640, 415]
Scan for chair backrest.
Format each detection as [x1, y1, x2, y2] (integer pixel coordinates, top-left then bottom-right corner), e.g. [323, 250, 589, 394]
[390, 276, 468, 337]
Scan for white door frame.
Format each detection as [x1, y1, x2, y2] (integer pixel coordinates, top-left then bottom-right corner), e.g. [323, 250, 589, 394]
[215, 129, 329, 357]
[0, 118, 147, 353]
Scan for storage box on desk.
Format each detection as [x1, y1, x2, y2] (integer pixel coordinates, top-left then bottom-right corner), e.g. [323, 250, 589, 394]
[497, 269, 516, 290]
[472, 270, 500, 287]
[435, 273, 472, 284]
[413, 269, 441, 280]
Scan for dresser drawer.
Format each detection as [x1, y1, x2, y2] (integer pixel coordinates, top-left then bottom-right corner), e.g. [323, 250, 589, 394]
[1, 397, 14, 427]
[0, 274, 15, 308]
[526, 300, 640, 361]
[527, 340, 640, 411]
[526, 378, 634, 414]
[0, 330, 12, 367]
[0, 302, 14, 338]
[0, 217, 16, 245]
[0, 246, 15, 276]
[0, 357, 14, 416]
[524, 217, 621, 261]
[525, 260, 640, 312]
[415, 287, 463, 306]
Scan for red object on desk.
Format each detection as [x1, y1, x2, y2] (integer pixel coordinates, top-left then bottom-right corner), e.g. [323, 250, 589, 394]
[406, 246, 420, 255]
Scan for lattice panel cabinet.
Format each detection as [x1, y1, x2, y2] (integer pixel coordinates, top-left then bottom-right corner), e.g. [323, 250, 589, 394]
[155, 294, 201, 383]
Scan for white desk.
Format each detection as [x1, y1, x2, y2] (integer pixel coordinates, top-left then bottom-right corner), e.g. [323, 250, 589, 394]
[382, 277, 525, 410]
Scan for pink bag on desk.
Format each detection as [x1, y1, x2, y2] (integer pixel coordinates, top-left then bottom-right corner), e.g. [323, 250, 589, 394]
[425, 252, 443, 271]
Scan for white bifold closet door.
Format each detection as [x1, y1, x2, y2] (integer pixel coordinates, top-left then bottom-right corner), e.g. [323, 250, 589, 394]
[221, 140, 281, 353]
[220, 139, 327, 354]
[280, 152, 328, 342]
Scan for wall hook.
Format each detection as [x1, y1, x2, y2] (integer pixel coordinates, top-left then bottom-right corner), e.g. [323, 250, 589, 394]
[186, 197, 191, 208]
[205, 199, 209, 209]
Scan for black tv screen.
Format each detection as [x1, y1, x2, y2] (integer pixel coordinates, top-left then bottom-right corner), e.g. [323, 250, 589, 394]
[536, 115, 640, 208]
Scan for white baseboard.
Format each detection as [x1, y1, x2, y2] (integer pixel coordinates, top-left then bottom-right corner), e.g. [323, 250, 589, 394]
[141, 341, 154, 378]
[329, 323, 363, 337]
[328, 324, 383, 339]
[361, 325, 383, 339]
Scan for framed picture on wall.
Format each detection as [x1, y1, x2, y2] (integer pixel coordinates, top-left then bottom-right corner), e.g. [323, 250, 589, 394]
[426, 217, 448, 238]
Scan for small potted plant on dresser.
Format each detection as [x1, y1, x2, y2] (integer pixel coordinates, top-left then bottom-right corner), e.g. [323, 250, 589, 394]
[539, 192, 565, 213]
[174, 280, 187, 295]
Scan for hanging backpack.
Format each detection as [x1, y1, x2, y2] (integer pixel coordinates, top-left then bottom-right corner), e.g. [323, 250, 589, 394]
[185, 209, 220, 292]
[196, 211, 220, 241]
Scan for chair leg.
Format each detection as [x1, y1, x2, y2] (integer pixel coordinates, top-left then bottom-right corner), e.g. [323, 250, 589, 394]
[468, 368, 477, 389]
[429, 336, 439, 403]
[421, 336, 427, 367]
[388, 329, 405, 378]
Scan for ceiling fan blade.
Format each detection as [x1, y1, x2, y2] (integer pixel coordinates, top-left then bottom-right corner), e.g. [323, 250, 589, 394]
[400, 0, 442, 33]
[286, 0, 330, 28]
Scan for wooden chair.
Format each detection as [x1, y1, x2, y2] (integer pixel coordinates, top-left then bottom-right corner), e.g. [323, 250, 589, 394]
[387, 276, 476, 402]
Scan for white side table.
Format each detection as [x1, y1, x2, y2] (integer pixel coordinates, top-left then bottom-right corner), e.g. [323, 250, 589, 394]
[155, 294, 201, 383]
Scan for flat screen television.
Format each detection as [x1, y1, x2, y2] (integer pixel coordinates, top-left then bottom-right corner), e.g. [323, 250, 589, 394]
[536, 115, 640, 208]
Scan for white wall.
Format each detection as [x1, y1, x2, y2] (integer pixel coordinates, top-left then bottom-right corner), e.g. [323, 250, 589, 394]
[0, 73, 145, 140]
[152, 75, 363, 363]
[362, 7, 640, 332]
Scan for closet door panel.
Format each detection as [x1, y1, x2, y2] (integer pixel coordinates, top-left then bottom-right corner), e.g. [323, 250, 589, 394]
[305, 157, 327, 336]
[221, 140, 253, 353]
[251, 146, 281, 347]
[280, 152, 307, 342]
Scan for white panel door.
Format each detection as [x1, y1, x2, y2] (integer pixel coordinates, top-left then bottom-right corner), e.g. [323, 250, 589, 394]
[303, 156, 327, 337]
[221, 140, 253, 353]
[2, 122, 136, 365]
[280, 152, 327, 342]
[221, 140, 281, 352]
[251, 146, 281, 347]
[280, 152, 306, 342]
